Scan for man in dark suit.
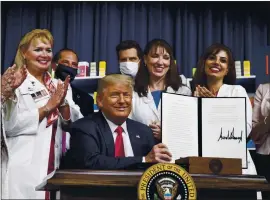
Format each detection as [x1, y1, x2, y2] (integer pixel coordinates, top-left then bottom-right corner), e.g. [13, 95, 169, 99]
[52, 48, 94, 116]
[62, 74, 172, 170]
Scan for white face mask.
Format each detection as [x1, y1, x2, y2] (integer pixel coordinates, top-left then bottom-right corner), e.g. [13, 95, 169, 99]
[119, 61, 139, 77]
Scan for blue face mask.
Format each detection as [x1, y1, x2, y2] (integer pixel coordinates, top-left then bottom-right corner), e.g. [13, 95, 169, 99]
[55, 64, 78, 82]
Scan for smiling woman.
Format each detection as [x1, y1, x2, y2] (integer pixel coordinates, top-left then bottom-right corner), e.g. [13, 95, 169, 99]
[130, 39, 192, 142]
[205, 51, 229, 78]
[3, 29, 83, 199]
[192, 43, 236, 95]
[192, 43, 256, 175]
[23, 39, 52, 74]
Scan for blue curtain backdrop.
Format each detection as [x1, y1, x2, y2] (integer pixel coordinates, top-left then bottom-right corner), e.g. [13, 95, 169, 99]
[1, 1, 269, 81]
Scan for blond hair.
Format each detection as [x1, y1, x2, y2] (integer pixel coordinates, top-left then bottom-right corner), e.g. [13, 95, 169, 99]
[97, 74, 134, 95]
[14, 29, 54, 69]
[4, 29, 54, 119]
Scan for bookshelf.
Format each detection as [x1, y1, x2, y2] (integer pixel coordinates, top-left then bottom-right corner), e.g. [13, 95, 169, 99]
[236, 75, 256, 79]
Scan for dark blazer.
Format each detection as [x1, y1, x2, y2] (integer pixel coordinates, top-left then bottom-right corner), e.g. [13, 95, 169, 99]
[61, 111, 155, 170]
[71, 85, 94, 116]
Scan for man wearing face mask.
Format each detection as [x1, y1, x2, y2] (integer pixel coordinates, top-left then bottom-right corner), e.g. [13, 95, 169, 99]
[52, 49, 94, 117]
[116, 40, 143, 78]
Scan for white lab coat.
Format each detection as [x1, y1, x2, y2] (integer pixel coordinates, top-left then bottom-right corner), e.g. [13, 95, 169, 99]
[3, 73, 83, 199]
[216, 84, 256, 175]
[129, 85, 192, 126]
[1, 110, 9, 200]
[179, 74, 191, 89]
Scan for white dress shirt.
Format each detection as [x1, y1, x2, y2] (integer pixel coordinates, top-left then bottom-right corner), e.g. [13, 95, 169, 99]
[103, 113, 134, 157]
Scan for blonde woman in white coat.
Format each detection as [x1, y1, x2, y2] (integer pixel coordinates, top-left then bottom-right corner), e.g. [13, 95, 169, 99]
[1, 65, 27, 199]
[3, 29, 83, 199]
[130, 39, 191, 142]
[192, 43, 255, 175]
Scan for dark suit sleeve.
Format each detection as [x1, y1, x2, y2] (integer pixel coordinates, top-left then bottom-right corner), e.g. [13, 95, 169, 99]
[85, 94, 94, 115]
[72, 87, 94, 117]
[65, 127, 143, 170]
[143, 123, 159, 145]
[145, 126, 156, 150]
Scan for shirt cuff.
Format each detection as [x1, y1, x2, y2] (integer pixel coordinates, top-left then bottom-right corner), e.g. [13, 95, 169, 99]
[60, 99, 69, 108]
[59, 113, 71, 125]
[142, 157, 146, 163]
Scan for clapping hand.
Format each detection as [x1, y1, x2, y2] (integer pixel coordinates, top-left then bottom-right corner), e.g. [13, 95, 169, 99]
[1, 64, 27, 102]
[46, 76, 70, 111]
[194, 85, 216, 97]
[13, 65, 28, 89]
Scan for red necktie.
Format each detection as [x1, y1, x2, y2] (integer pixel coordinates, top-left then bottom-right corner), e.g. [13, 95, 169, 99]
[114, 126, 125, 157]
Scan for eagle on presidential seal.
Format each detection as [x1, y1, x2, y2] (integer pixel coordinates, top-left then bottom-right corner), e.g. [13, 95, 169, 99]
[155, 177, 180, 200]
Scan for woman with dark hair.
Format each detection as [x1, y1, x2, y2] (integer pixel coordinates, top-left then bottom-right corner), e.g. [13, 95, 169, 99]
[130, 39, 191, 141]
[192, 43, 236, 92]
[192, 43, 255, 175]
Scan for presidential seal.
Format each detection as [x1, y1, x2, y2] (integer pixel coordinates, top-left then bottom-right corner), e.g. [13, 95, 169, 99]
[138, 163, 196, 200]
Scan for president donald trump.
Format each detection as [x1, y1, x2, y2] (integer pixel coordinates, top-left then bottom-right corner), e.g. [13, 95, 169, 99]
[62, 74, 172, 169]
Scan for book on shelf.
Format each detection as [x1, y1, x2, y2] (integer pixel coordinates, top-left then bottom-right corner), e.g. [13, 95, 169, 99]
[235, 61, 242, 77]
[77, 61, 89, 77]
[99, 61, 106, 77]
[192, 68, 196, 76]
[243, 60, 251, 77]
[90, 62, 97, 77]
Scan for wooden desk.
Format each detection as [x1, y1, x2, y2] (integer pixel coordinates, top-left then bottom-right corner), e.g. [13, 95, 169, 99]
[37, 170, 270, 200]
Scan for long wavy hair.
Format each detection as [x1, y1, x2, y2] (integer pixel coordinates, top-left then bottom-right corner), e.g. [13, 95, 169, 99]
[192, 43, 236, 93]
[134, 39, 182, 97]
[14, 29, 54, 69]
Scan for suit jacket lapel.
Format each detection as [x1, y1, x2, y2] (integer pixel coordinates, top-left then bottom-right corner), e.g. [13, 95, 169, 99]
[126, 119, 141, 156]
[96, 112, 115, 157]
